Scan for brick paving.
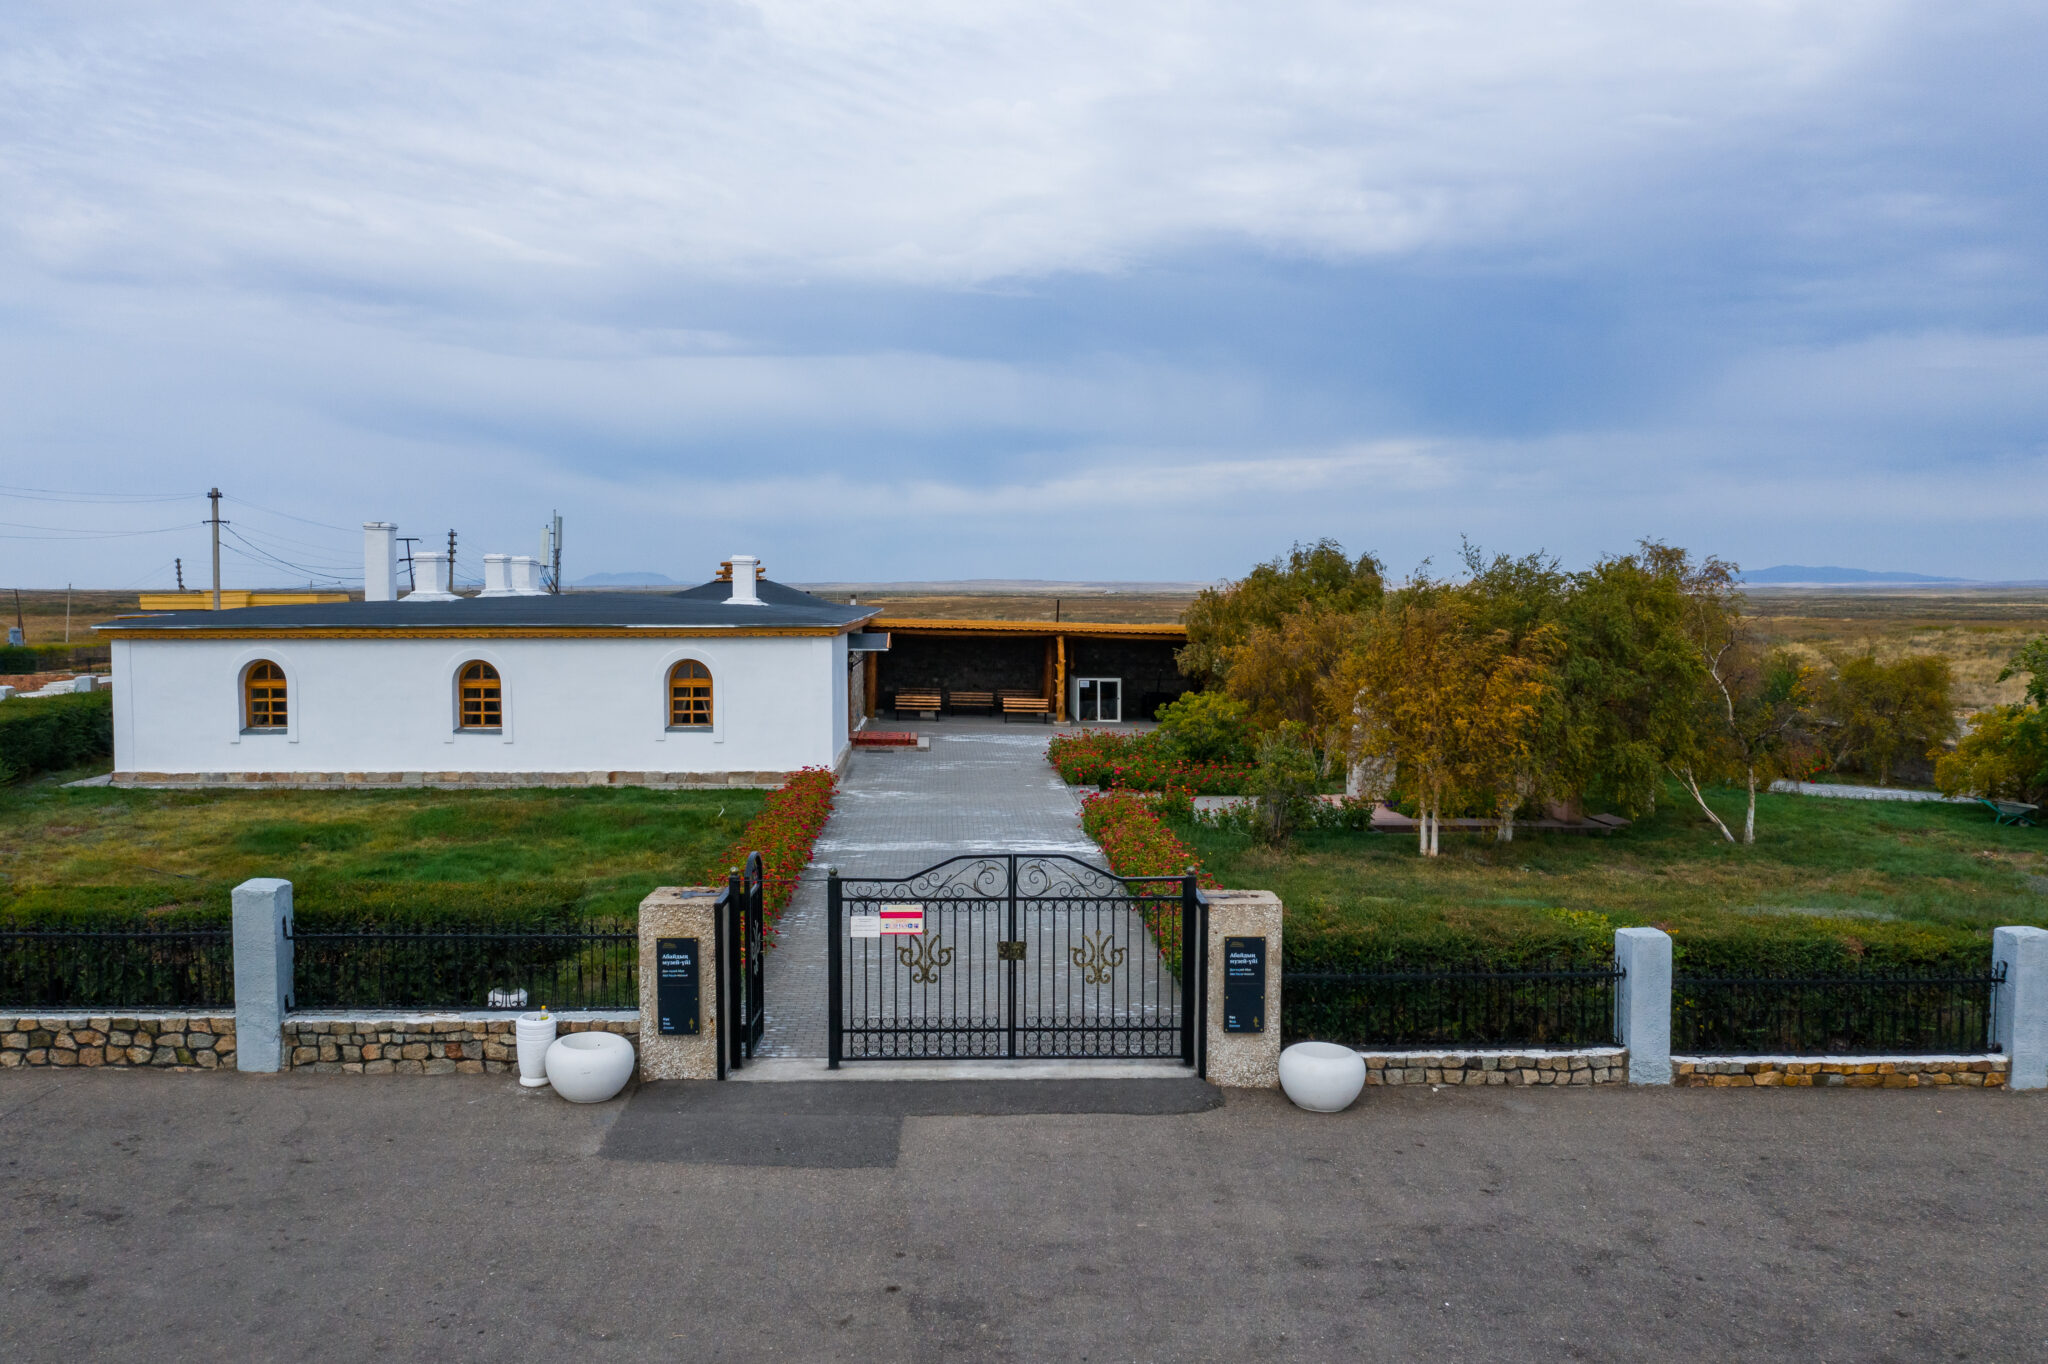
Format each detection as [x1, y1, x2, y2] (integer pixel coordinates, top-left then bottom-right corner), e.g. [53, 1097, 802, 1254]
[757, 719, 1105, 1058]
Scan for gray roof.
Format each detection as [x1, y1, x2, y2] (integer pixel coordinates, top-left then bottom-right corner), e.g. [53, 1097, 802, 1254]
[97, 578, 876, 633]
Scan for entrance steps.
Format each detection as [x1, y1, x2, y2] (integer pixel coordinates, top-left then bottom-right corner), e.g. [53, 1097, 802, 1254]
[727, 1057, 1194, 1083]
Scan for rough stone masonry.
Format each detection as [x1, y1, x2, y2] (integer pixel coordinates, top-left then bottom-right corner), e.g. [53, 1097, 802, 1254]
[0, 1013, 236, 1069]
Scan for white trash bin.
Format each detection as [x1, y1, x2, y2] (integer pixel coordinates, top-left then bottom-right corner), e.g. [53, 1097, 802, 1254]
[514, 1010, 557, 1089]
[544, 1031, 636, 1104]
[1279, 1041, 1368, 1113]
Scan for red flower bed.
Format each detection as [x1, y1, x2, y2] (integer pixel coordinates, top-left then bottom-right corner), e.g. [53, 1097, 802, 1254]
[1080, 789, 1216, 888]
[710, 767, 837, 941]
[1047, 728, 1252, 795]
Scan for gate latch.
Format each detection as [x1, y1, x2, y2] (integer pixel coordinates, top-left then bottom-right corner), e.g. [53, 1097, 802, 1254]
[998, 940, 1026, 961]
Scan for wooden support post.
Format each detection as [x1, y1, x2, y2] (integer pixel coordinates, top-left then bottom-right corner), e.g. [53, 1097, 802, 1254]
[1055, 634, 1068, 721]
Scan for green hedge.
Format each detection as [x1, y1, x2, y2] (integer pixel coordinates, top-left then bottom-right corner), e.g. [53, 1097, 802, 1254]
[0, 690, 114, 783]
[0, 878, 596, 930]
[0, 642, 107, 675]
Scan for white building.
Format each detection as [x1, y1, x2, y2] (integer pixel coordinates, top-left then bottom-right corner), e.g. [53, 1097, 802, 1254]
[96, 529, 882, 788]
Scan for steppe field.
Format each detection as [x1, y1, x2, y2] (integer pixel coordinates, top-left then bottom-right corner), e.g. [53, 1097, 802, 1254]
[12, 582, 2048, 714]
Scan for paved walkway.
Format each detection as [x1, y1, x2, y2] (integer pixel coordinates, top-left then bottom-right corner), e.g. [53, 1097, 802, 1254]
[9, 1068, 2044, 1362]
[757, 719, 1103, 1058]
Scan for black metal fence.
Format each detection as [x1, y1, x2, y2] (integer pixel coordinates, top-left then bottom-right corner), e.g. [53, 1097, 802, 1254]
[1282, 965, 1624, 1048]
[1673, 967, 2004, 1055]
[0, 925, 234, 1010]
[290, 922, 637, 1011]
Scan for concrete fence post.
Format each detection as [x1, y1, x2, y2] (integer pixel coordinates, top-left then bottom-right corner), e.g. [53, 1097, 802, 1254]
[232, 878, 293, 1073]
[1993, 926, 2048, 1091]
[1614, 927, 1672, 1085]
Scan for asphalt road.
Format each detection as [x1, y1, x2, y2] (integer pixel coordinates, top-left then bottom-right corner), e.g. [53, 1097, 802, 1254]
[2, 1070, 2042, 1362]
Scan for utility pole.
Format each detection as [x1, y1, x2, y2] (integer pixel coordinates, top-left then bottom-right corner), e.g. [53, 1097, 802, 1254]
[208, 487, 224, 611]
[10, 588, 22, 646]
[447, 528, 458, 591]
[65, 584, 71, 644]
[397, 536, 421, 592]
[174, 558, 185, 591]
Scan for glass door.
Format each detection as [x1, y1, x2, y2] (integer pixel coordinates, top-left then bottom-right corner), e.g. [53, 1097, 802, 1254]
[1070, 678, 1121, 723]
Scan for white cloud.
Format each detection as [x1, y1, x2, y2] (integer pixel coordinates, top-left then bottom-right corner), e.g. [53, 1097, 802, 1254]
[1, 0, 1902, 289]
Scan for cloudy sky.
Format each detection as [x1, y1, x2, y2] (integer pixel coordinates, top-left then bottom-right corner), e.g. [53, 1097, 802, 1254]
[2, 1, 2043, 588]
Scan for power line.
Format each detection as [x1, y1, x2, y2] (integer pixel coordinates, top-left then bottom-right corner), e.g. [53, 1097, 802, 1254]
[0, 520, 195, 540]
[221, 529, 362, 586]
[0, 484, 200, 504]
[220, 495, 359, 535]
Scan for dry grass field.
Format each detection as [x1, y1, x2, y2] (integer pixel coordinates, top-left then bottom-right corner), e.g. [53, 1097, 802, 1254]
[10, 581, 2047, 710]
[3, 588, 140, 647]
[1746, 587, 2048, 713]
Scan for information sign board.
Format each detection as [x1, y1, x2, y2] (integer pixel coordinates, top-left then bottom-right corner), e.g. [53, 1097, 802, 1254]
[656, 936, 700, 1036]
[1222, 935, 1266, 1034]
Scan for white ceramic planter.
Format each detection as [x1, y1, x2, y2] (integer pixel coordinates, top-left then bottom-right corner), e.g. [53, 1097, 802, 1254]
[1279, 1041, 1368, 1113]
[514, 1012, 557, 1089]
[544, 1031, 636, 1103]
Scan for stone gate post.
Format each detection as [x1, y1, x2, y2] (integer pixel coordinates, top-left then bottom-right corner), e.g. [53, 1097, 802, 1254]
[637, 886, 723, 1080]
[1204, 889, 1282, 1088]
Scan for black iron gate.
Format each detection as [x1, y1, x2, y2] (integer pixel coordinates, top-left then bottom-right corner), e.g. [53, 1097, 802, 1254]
[722, 852, 766, 1072]
[827, 853, 1205, 1066]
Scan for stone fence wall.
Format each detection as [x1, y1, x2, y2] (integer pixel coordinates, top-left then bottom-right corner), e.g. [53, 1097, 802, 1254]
[1358, 1047, 1626, 1086]
[282, 1012, 638, 1075]
[0, 1014, 236, 1070]
[1674, 1056, 2008, 1088]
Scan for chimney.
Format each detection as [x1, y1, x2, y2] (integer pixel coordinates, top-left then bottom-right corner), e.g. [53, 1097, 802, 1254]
[726, 554, 762, 605]
[363, 522, 398, 602]
[405, 550, 457, 602]
[509, 555, 546, 595]
[479, 553, 514, 597]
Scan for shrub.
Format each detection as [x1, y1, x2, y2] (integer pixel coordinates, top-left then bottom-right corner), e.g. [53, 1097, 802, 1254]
[1046, 728, 1254, 795]
[1249, 722, 1320, 844]
[0, 690, 113, 783]
[1156, 690, 1253, 763]
[1937, 705, 2048, 805]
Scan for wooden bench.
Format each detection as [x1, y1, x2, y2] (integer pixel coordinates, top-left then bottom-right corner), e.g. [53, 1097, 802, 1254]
[948, 690, 994, 713]
[893, 691, 942, 719]
[1001, 695, 1051, 723]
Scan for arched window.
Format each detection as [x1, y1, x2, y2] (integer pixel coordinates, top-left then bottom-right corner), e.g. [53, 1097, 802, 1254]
[669, 660, 713, 728]
[458, 661, 502, 730]
[244, 660, 287, 731]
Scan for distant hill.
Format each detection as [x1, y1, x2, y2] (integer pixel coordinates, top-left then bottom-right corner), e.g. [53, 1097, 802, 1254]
[574, 571, 678, 587]
[1740, 565, 1968, 585]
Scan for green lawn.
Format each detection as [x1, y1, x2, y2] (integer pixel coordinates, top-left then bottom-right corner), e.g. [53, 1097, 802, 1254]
[1178, 784, 2047, 959]
[0, 768, 765, 919]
